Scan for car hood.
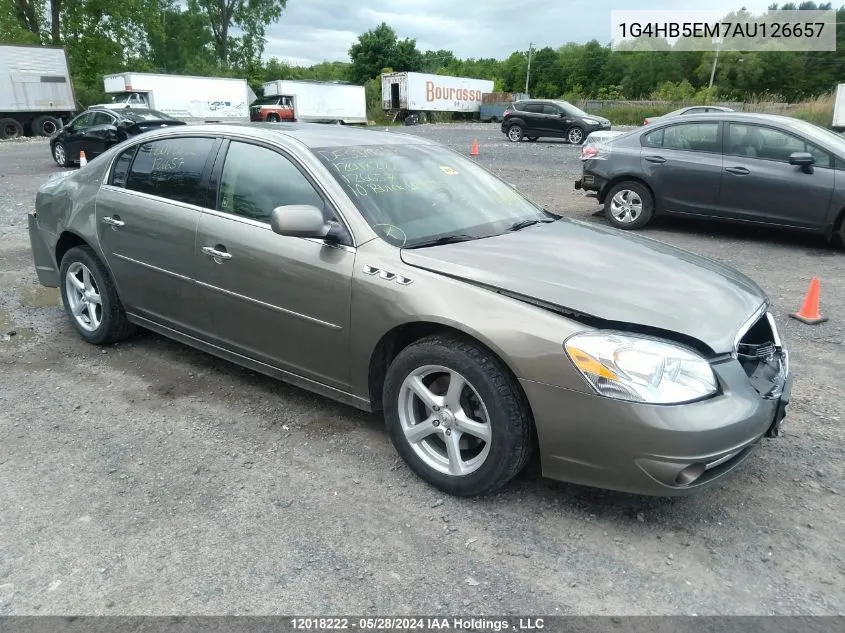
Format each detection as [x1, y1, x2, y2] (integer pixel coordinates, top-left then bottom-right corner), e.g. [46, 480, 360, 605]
[400, 219, 766, 354]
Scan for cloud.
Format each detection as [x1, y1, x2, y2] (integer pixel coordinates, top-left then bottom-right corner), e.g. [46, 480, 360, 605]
[262, 0, 778, 66]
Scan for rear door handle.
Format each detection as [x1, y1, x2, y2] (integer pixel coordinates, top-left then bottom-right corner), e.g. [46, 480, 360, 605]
[725, 166, 750, 175]
[202, 246, 232, 261]
[102, 216, 124, 227]
[644, 156, 666, 163]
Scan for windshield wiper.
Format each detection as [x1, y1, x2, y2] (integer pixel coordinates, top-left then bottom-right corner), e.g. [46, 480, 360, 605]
[404, 234, 477, 249]
[508, 217, 556, 232]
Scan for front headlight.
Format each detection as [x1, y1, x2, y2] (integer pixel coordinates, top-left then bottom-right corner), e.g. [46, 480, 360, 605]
[582, 118, 598, 125]
[564, 332, 718, 404]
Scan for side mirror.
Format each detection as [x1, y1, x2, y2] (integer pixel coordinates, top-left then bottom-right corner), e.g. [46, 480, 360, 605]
[270, 205, 328, 238]
[789, 152, 814, 166]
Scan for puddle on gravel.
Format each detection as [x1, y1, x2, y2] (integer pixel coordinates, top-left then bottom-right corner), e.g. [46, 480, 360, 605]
[18, 285, 61, 308]
[0, 308, 36, 344]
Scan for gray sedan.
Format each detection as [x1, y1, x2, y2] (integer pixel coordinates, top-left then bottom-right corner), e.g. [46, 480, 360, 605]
[577, 112, 845, 245]
[29, 123, 790, 497]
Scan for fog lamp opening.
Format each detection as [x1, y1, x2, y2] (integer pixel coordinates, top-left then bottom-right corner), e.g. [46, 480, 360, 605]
[675, 463, 706, 486]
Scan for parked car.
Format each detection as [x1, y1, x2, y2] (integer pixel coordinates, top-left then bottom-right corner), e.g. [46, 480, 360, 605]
[50, 107, 185, 167]
[576, 112, 845, 245]
[643, 105, 734, 126]
[29, 123, 790, 497]
[501, 99, 611, 144]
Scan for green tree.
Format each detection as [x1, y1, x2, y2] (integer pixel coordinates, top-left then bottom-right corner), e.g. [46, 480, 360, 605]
[348, 22, 422, 82]
[188, 0, 286, 68]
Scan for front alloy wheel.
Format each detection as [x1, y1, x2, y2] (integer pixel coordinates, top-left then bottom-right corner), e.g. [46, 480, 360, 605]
[398, 365, 492, 476]
[507, 125, 524, 142]
[567, 126, 585, 144]
[384, 335, 534, 496]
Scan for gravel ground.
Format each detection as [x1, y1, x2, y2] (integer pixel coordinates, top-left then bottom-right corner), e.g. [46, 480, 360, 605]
[0, 127, 843, 616]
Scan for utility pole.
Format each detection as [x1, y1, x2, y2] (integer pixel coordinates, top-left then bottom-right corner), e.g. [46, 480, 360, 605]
[525, 42, 534, 95]
[708, 38, 722, 92]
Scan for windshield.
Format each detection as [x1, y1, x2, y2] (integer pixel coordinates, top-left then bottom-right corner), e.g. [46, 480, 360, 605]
[313, 144, 551, 247]
[252, 96, 281, 106]
[554, 100, 589, 117]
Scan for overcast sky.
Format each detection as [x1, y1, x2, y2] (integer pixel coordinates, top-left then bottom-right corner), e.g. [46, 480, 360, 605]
[263, 0, 778, 66]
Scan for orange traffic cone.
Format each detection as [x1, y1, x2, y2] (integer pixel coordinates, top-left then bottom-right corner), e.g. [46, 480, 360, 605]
[789, 277, 827, 324]
[79, 150, 87, 167]
[470, 139, 479, 157]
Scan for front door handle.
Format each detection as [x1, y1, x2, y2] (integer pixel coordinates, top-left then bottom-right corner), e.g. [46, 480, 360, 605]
[725, 166, 750, 175]
[644, 155, 666, 164]
[102, 216, 124, 227]
[202, 246, 232, 261]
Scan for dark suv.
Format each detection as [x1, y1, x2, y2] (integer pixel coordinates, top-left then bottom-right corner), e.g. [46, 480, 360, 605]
[501, 99, 611, 144]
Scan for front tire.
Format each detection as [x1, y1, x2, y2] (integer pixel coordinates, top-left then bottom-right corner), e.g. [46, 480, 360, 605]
[383, 335, 534, 497]
[604, 181, 655, 230]
[507, 124, 524, 142]
[567, 126, 585, 145]
[59, 246, 136, 345]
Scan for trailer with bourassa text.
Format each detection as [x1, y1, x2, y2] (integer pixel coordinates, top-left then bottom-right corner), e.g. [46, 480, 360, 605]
[381, 72, 494, 114]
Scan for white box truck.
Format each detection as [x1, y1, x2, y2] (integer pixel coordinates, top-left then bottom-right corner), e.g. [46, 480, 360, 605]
[0, 44, 75, 139]
[381, 72, 494, 114]
[259, 80, 367, 125]
[99, 72, 254, 122]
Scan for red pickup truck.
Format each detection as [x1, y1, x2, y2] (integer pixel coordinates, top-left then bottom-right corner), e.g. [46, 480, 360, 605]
[249, 96, 295, 122]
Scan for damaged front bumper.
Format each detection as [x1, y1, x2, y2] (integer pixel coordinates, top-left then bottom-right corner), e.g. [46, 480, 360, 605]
[28, 212, 59, 288]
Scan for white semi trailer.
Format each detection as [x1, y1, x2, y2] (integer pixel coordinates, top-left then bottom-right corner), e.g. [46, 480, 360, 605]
[0, 44, 76, 139]
[259, 80, 367, 125]
[99, 72, 253, 122]
[381, 72, 494, 115]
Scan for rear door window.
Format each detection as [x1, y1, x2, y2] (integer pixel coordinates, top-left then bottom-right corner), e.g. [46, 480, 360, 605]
[522, 103, 543, 113]
[125, 137, 216, 206]
[542, 104, 560, 115]
[644, 122, 721, 153]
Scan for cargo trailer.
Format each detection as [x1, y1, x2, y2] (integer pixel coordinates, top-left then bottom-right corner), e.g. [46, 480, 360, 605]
[259, 80, 367, 125]
[479, 92, 529, 122]
[0, 44, 75, 139]
[381, 72, 494, 114]
[98, 72, 253, 122]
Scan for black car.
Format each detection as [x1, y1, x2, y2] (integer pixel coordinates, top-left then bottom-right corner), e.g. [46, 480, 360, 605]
[575, 112, 845, 245]
[51, 107, 185, 167]
[501, 99, 611, 145]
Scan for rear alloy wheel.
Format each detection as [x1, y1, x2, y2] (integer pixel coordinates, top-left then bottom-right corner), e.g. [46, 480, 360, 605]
[33, 115, 61, 137]
[0, 118, 24, 140]
[59, 246, 136, 345]
[52, 142, 68, 167]
[604, 181, 654, 230]
[507, 124, 524, 142]
[384, 335, 534, 496]
[567, 126, 585, 145]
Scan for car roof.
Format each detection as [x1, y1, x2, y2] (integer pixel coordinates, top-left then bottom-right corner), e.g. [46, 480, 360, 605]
[133, 122, 434, 148]
[652, 112, 806, 125]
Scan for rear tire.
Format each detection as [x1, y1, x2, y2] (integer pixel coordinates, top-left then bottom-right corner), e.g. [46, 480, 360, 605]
[33, 115, 61, 137]
[59, 246, 136, 345]
[507, 124, 524, 142]
[52, 142, 68, 167]
[0, 118, 24, 140]
[604, 181, 654, 230]
[383, 334, 534, 497]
